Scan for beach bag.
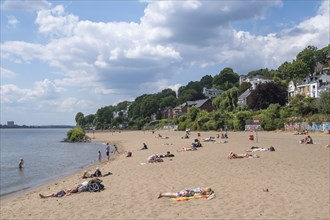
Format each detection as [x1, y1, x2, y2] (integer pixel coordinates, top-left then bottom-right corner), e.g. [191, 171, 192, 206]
[87, 179, 104, 192]
[88, 182, 104, 192]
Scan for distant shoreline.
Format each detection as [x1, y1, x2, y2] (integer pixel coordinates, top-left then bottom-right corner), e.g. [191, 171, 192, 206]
[0, 125, 75, 129]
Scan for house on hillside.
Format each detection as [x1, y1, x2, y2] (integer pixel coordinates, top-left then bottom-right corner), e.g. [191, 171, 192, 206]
[291, 73, 330, 98]
[237, 89, 253, 106]
[202, 87, 223, 99]
[162, 106, 174, 119]
[186, 99, 214, 112]
[171, 99, 213, 118]
[172, 103, 188, 118]
[239, 75, 272, 89]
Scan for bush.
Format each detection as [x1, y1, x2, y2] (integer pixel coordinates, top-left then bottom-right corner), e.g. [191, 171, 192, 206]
[67, 127, 86, 142]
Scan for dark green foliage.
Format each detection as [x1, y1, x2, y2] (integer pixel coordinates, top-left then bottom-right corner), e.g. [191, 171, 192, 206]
[75, 112, 84, 126]
[246, 68, 276, 79]
[248, 82, 287, 110]
[200, 75, 213, 88]
[212, 67, 239, 90]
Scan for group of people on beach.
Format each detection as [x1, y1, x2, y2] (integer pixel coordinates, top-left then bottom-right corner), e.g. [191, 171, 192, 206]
[39, 178, 104, 198]
[99, 143, 120, 162]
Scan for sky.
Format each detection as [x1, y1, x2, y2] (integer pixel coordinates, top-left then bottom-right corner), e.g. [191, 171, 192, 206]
[1, 0, 329, 126]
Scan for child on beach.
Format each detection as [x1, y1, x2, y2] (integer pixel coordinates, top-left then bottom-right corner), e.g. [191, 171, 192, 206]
[98, 151, 102, 162]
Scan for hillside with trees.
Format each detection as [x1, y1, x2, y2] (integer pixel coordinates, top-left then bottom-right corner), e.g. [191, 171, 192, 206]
[74, 44, 330, 131]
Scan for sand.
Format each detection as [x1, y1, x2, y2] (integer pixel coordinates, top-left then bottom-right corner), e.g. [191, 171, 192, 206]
[1, 130, 329, 219]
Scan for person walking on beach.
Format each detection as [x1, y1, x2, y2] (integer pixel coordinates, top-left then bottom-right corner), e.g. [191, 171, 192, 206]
[113, 144, 119, 153]
[106, 143, 110, 161]
[98, 150, 102, 162]
[18, 159, 24, 169]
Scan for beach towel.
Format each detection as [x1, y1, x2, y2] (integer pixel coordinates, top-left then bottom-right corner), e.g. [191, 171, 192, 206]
[171, 193, 216, 201]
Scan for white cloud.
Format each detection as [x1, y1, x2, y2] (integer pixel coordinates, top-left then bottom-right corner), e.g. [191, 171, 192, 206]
[0, 67, 17, 78]
[7, 15, 19, 27]
[55, 98, 92, 113]
[0, 79, 62, 104]
[35, 5, 78, 37]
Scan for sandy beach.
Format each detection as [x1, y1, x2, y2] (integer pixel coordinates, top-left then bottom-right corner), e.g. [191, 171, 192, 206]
[1, 130, 329, 219]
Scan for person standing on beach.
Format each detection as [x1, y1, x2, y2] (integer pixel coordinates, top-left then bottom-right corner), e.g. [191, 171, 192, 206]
[18, 159, 24, 169]
[106, 143, 110, 161]
[98, 150, 102, 162]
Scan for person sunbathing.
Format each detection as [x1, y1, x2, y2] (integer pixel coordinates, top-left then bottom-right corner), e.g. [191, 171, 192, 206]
[227, 151, 259, 159]
[202, 136, 215, 142]
[82, 168, 112, 178]
[158, 134, 169, 139]
[147, 154, 164, 163]
[158, 187, 214, 199]
[246, 146, 275, 152]
[39, 186, 79, 198]
[159, 151, 175, 158]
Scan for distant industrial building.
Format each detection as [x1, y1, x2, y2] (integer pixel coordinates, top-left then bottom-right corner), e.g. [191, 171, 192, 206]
[7, 121, 15, 127]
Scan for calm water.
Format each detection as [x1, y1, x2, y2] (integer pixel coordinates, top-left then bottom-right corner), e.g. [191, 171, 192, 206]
[0, 128, 110, 197]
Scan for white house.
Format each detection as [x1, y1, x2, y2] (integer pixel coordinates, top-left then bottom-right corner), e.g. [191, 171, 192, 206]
[295, 73, 330, 98]
[202, 87, 223, 99]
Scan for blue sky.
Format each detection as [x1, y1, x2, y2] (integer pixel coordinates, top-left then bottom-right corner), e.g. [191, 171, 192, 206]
[1, 0, 329, 126]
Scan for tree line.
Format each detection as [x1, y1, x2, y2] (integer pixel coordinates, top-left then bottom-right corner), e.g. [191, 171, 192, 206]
[75, 44, 330, 131]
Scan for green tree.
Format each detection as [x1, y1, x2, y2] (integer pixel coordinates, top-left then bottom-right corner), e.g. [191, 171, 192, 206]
[278, 60, 309, 80]
[84, 114, 95, 127]
[212, 67, 239, 90]
[200, 75, 213, 89]
[75, 112, 84, 126]
[317, 91, 330, 114]
[67, 127, 85, 142]
[296, 45, 318, 74]
[212, 87, 239, 111]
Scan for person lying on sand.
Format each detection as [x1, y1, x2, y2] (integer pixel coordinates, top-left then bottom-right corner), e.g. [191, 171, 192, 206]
[159, 151, 175, 158]
[158, 187, 214, 198]
[147, 154, 164, 163]
[82, 168, 112, 178]
[158, 134, 169, 139]
[246, 146, 275, 152]
[39, 186, 79, 198]
[227, 151, 259, 159]
[202, 136, 216, 142]
[294, 130, 308, 135]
